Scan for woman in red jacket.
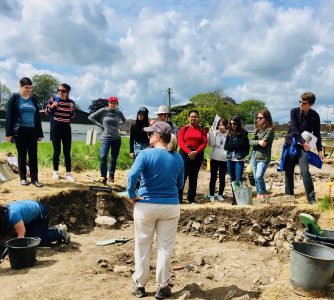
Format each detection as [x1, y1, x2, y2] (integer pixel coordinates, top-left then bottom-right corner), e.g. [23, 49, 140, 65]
[178, 110, 207, 204]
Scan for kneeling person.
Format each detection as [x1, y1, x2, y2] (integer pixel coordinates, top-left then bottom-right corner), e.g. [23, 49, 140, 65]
[0, 200, 70, 246]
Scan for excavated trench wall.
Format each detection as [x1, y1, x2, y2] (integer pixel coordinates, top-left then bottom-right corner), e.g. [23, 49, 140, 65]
[178, 206, 318, 249]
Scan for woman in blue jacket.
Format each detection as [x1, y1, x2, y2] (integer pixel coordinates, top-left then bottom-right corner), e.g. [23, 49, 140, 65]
[5, 77, 43, 187]
[224, 116, 249, 205]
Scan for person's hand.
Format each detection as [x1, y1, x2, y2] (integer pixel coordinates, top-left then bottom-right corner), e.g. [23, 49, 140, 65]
[188, 151, 197, 160]
[52, 102, 59, 108]
[318, 150, 324, 160]
[149, 119, 156, 126]
[258, 140, 267, 147]
[130, 153, 135, 158]
[128, 196, 143, 205]
[5, 136, 13, 142]
[303, 143, 311, 152]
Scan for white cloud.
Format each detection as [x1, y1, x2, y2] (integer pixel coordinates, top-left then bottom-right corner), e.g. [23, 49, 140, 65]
[0, 0, 334, 123]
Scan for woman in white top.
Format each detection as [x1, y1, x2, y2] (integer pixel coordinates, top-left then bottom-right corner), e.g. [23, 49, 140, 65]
[208, 118, 228, 202]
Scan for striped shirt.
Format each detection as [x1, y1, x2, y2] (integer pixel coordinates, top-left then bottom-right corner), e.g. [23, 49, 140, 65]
[46, 97, 75, 123]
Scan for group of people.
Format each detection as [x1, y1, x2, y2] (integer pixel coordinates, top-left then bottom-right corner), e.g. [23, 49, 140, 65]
[3, 77, 324, 299]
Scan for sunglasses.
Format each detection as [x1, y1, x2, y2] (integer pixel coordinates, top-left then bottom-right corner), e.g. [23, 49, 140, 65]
[230, 122, 237, 125]
[299, 100, 309, 105]
[147, 132, 156, 137]
[58, 89, 67, 93]
[257, 116, 264, 120]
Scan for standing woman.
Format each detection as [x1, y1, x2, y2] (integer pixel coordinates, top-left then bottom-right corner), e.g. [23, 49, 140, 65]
[129, 107, 150, 159]
[224, 116, 249, 204]
[249, 109, 275, 199]
[45, 83, 75, 182]
[127, 121, 184, 299]
[208, 118, 229, 202]
[5, 77, 43, 187]
[178, 110, 207, 204]
[88, 96, 126, 184]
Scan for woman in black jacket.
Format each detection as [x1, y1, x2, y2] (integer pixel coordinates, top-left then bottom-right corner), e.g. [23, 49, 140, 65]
[5, 77, 44, 187]
[129, 107, 150, 159]
[224, 116, 249, 204]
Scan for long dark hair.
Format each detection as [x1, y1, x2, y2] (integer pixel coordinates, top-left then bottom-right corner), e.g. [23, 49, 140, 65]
[228, 116, 243, 136]
[135, 107, 149, 128]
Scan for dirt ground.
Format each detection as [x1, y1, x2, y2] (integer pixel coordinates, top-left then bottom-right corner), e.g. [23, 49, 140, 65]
[1, 138, 334, 300]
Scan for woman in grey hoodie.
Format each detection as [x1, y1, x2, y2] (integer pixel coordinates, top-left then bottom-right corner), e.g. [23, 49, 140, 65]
[88, 96, 126, 183]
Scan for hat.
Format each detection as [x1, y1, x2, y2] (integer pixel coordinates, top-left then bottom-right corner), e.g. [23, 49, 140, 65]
[144, 121, 171, 136]
[137, 107, 149, 115]
[154, 105, 169, 115]
[108, 96, 119, 103]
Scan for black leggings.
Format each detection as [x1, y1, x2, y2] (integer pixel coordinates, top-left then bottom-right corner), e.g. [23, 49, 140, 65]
[209, 159, 227, 196]
[51, 122, 72, 172]
[15, 126, 38, 181]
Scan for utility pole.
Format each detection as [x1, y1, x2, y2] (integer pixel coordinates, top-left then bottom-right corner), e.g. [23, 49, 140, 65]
[167, 87, 173, 121]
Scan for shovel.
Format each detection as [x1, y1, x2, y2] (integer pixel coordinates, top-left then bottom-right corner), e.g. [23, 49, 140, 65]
[0, 247, 8, 264]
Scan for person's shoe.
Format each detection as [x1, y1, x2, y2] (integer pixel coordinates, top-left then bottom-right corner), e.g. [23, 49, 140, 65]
[131, 286, 146, 298]
[155, 286, 171, 299]
[309, 200, 316, 205]
[57, 224, 71, 245]
[32, 181, 43, 188]
[66, 173, 75, 182]
[190, 202, 197, 205]
[108, 174, 114, 183]
[209, 196, 215, 203]
[20, 179, 29, 186]
[99, 177, 107, 184]
[53, 171, 60, 180]
[217, 195, 224, 201]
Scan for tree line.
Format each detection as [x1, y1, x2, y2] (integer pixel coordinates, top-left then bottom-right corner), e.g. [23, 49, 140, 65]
[0, 74, 266, 127]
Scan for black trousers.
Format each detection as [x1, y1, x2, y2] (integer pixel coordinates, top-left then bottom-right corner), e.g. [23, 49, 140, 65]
[51, 122, 72, 172]
[15, 126, 39, 181]
[209, 159, 227, 196]
[179, 151, 204, 203]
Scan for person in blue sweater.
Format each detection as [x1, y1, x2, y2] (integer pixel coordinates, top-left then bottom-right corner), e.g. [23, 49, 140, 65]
[0, 200, 70, 246]
[127, 121, 184, 300]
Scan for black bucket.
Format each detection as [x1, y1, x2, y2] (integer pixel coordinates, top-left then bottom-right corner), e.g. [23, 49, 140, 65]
[5, 237, 41, 270]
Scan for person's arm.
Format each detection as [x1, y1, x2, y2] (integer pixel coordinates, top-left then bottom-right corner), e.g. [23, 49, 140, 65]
[88, 109, 104, 128]
[45, 98, 57, 115]
[5, 93, 17, 140]
[71, 100, 76, 119]
[195, 128, 208, 153]
[224, 134, 232, 150]
[178, 125, 190, 154]
[120, 111, 126, 123]
[33, 95, 44, 139]
[13, 220, 26, 238]
[129, 124, 135, 157]
[258, 128, 275, 148]
[127, 151, 146, 199]
[232, 130, 249, 150]
[177, 157, 185, 190]
[289, 108, 303, 143]
[207, 129, 216, 147]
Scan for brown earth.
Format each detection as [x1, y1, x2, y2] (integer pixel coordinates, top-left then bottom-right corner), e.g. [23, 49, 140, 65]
[1, 138, 334, 300]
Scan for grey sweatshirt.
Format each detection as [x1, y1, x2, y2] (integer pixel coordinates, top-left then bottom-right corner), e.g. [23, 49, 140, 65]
[88, 107, 126, 140]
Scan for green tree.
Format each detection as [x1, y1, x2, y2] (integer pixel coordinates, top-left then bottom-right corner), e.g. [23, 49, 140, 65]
[0, 82, 11, 109]
[237, 100, 266, 124]
[32, 74, 59, 109]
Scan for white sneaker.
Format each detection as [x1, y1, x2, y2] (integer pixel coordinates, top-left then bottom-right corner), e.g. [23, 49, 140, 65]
[53, 171, 60, 180]
[210, 196, 215, 202]
[66, 173, 75, 182]
[217, 195, 224, 201]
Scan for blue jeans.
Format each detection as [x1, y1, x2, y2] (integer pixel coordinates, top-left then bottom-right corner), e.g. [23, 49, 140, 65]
[26, 203, 62, 246]
[134, 142, 149, 157]
[227, 160, 244, 183]
[100, 138, 121, 178]
[284, 146, 315, 203]
[252, 159, 268, 195]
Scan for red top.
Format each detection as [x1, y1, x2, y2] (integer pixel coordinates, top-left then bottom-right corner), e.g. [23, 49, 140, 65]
[178, 125, 207, 154]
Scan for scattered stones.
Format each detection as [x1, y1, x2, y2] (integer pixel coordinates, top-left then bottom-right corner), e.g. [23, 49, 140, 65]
[177, 291, 191, 300]
[113, 265, 128, 274]
[69, 217, 76, 223]
[191, 222, 201, 231]
[250, 223, 262, 233]
[195, 257, 206, 266]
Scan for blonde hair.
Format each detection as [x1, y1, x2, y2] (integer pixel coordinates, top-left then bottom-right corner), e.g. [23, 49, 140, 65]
[167, 133, 178, 152]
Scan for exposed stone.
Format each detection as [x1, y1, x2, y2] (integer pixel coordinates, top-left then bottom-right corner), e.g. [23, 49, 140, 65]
[113, 265, 128, 273]
[177, 291, 191, 300]
[250, 223, 262, 233]
[191, 222, 201, 230]
[95, 216, 117, 228]
[69, 216, 76, 224]
[195, 257, 206, 266]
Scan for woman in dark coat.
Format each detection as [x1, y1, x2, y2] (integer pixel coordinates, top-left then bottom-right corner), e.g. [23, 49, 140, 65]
[5, 77, 43, 187]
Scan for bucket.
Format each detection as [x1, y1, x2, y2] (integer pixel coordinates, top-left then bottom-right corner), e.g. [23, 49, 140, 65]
[232, 181, 253, 205]
[290, 242, 334, 297]
[6, 237, 41, 270]
[304, 229, 334, 247]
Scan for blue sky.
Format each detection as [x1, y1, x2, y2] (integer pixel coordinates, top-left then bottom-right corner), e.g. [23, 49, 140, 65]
[0, 0, 333, 123]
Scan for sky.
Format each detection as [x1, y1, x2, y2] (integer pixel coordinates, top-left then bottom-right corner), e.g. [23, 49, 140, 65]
[0, 0, 334, 124]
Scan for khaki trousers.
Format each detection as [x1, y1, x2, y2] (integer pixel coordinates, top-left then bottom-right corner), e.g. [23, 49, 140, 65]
[132, 202, 180, 288]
